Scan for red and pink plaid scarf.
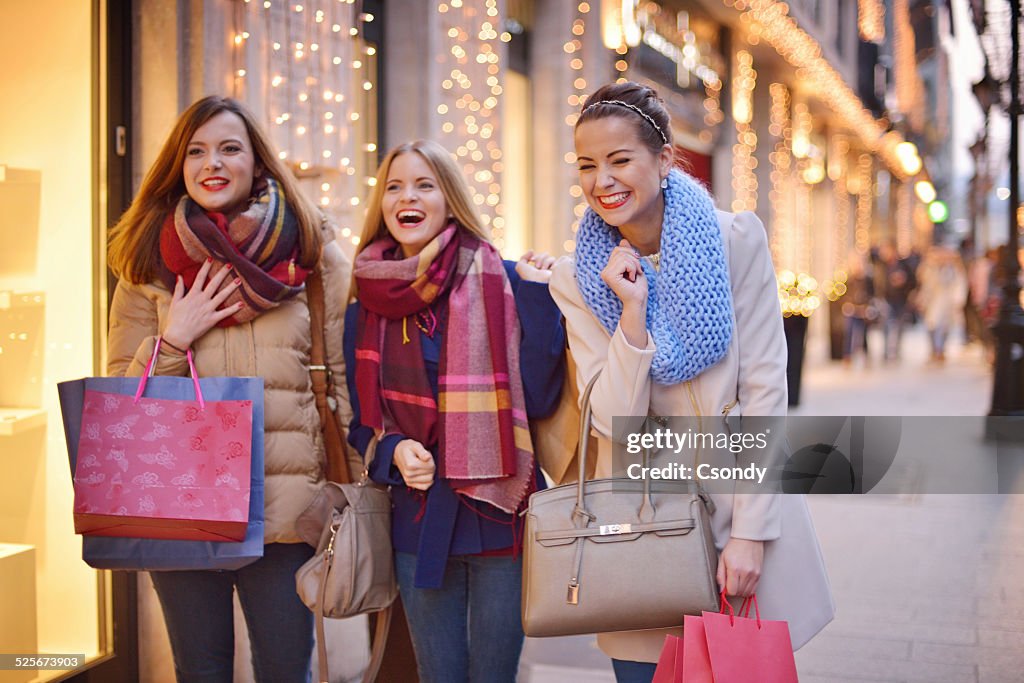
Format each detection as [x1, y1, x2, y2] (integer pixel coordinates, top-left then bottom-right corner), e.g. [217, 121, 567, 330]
[158, 178, 310, 326]
[353, 224, 534, 513]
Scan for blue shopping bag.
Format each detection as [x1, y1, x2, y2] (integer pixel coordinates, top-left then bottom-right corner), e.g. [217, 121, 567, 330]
[58, 373, 265, 571]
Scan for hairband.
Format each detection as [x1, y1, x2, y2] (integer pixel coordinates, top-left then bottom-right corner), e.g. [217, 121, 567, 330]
[581, 99, 668, 144]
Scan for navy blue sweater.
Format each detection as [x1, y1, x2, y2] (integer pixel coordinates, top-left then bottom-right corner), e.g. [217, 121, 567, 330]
[344, 261, 565, 588]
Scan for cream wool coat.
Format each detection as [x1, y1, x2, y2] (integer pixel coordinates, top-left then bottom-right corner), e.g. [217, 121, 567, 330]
[549, 209, 835, 663]
[106, 228, 354, 544]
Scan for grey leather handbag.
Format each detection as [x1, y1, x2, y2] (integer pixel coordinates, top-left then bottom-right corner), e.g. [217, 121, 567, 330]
[295, 436, 397, 683]
[522, 372, 720, 637]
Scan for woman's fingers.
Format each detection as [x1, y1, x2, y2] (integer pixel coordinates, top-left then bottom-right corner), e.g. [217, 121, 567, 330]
[394, 439, 436, 490]
[203, 263, 234, 295]
[211, 300, 245, 323]
[605, 248, 641, 284]
[411, 442, 434, 462]
[535, 253, 557, 270]
[718, 539, 764, 598]
[210, 277, 242, 308]
[191, 258, 214, 292]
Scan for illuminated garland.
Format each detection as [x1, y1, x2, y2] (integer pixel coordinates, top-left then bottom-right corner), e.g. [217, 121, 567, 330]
[768, 82, 792, 269]
[894, 0, 925, 132]
[854, 153, 874, 253]
[897, 181, 913, 256]
[731, 50, 757, 213]
[821, 135, 852, 302]
[564, 1, 592, 253]
[722, 0, 911, 178]
[858, 0, 885, 43]
[232, 0, 377, 247]
[436, 0, 508, 247]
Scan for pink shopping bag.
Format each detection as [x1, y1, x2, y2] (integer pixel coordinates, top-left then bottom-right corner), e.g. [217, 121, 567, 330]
[72, 340, 254, 542]
[652, 634, 684, 683]
[700, 595, 798, 683]
[654, 593, 797, 682]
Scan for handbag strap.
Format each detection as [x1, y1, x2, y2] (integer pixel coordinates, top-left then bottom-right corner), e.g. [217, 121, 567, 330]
[136, 338, 204, 409]
[571, 371, 710, 525]
[571, 371, 654, 523]
[573, 371, 602, 519]
[313, 520, 393, 683]
[307, 270, 351, 484]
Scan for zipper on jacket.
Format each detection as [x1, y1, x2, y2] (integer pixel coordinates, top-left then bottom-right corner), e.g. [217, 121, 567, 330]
[685, 380, 703, 470]
[721, 398, 739, 438]
[721, 398, 739, 417]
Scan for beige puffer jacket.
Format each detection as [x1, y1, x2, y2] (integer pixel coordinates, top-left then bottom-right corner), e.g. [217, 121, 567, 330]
[106, 228, 353, 544]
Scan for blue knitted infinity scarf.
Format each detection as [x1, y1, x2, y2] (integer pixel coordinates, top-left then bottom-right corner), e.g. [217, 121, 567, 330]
[575, 168, 733, 384]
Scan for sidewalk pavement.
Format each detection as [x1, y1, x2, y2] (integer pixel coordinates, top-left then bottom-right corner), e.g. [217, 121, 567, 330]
[519, 326, 1023, 682]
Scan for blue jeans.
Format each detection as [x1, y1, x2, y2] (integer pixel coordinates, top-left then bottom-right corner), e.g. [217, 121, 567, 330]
[150, 542, 314, 683]
[612, 659, 658, 683]
[395, 551, 524, 683]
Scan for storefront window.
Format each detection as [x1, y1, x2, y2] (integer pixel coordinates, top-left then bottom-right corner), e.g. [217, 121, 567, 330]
[0, 1, 108, 680]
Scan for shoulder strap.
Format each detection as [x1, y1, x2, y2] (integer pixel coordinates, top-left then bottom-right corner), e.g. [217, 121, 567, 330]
[315, 596, 391, 683]
[307, 270, 351, 484]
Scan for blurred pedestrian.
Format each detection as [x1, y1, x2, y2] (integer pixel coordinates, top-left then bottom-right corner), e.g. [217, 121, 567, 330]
[875, 241, 916, 361]
[917, 246, 968, 362]
[842, 251, 875, 366]
[966, 244, 995, 351]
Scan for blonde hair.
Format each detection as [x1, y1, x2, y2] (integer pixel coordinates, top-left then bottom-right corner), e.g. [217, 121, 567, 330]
[108, 96, 322, 284]
[356, 139, 490, 262]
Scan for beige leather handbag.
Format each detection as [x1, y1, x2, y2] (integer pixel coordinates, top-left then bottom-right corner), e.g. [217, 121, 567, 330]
[295, 436, 398, 683]
[522, 372, 720, 637]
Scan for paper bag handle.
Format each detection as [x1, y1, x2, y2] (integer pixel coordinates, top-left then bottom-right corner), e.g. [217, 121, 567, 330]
[134, 337, 205, 409]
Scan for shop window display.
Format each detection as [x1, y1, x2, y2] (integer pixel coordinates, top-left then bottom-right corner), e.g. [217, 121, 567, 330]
[0, 2, 106, 680]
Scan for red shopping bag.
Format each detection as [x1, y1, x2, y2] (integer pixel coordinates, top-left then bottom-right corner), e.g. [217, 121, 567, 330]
[650, 616, 715, 683]
[653, 594, 797, 683]
[701, 595, 798, 683]
[682, 614, 714, 682]
[72, 340, 254, 542]
[652, 634, 683, 683]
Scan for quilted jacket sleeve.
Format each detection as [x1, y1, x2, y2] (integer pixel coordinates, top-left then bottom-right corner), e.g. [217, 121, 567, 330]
[107, 280, 190, 379]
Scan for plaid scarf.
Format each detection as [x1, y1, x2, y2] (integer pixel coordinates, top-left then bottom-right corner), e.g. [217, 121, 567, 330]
[158, 177, 310, 326]
[353, 224, 534, 513]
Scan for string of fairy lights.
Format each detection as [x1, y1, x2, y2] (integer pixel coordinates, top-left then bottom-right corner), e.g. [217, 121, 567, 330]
[768, 86, 821, 317]
[893, 0, 925, 133]
[730, 50, 757, 213]
[724, 0, 911, 180]
[230, 0, 377, 247]
[768, 82, 792, 271]
[769, 81, 820, 318]
[854, 154, 875, 254]
[858, 0, 885, 43]
[819, 135, 851, 308]
[435, 0, 510, 248]
[224, 0, 915, 309]
[563, 1, 593, 253]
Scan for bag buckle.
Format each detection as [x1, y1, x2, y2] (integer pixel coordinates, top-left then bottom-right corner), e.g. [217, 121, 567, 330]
[325, 521, 341, 558]
[599, 523, 632, 536]
[567, 579, 579, 605]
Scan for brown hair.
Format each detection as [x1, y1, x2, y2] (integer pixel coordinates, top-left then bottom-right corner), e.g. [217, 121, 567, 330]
[576, 82, 673, 155]
[356, 139, 490, 259]
[108, 96, 322, 284]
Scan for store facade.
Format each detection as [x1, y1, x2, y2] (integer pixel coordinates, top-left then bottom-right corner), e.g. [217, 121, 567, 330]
[0, 1, 949, 679]
[0, 0, 138, 680]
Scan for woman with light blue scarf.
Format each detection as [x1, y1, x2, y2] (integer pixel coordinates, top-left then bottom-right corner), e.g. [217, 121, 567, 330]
[549, 81, 834, 683]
